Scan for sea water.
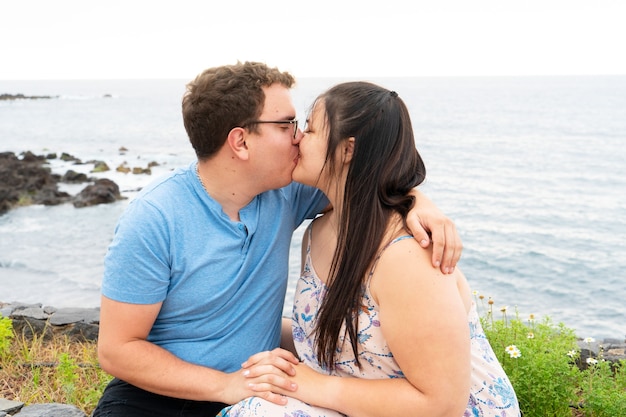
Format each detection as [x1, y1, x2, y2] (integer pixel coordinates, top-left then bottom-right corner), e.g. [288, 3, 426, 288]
[0, 75, 625, 339]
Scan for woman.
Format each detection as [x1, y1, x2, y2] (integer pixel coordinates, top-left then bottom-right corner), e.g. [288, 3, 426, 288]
[219, 82, 520, 416]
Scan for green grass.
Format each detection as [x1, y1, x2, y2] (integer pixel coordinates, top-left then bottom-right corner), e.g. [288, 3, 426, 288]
[0, 314, 112, 415]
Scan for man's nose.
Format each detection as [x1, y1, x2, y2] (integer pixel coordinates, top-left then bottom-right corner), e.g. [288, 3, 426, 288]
[293, 128, 303, 144]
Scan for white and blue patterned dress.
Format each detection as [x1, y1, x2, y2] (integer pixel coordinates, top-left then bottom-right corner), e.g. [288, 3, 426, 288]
[219, 229, 520, 417]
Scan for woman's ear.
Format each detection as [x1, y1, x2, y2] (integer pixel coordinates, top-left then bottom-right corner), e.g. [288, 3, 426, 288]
[227, 127, 249, 161]
[342, 137, 355, 164]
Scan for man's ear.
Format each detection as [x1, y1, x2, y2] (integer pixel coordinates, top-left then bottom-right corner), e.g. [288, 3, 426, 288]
[227, 127, 249, 161]
[343, 137, 355, 164]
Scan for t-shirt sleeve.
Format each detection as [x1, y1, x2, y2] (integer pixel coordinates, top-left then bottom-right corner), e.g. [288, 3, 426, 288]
[284, 182, 329, 227]
[101, 198, 172, 304]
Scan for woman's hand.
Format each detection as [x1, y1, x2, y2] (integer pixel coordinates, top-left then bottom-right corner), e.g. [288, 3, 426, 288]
[235, 348, 300, 405]
[245, 360, 331, 408]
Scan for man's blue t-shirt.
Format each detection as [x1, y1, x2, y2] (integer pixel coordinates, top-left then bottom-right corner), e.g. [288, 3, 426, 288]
[102, 162, 327, 372]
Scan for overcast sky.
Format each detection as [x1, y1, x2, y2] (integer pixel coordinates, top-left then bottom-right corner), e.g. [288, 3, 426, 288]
[1, 0, 625, 80]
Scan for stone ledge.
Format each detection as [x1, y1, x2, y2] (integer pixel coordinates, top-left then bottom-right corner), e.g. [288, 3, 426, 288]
[577, 337, 626, 369]
[0, 401, 86, 417]
[0, 302, 99, 342]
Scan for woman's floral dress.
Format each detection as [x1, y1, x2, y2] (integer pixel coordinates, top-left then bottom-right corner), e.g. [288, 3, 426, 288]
[218, 230, 520, 417]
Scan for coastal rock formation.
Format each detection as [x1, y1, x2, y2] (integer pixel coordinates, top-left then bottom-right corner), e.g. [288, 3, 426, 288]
[72, 178, 124, 208]
[0, 151, 70, 214]
[0, 402, 87, 417]
[0, 93, 59, 101]
[0, 151, 124, 216]
[0, 302, 100, 342]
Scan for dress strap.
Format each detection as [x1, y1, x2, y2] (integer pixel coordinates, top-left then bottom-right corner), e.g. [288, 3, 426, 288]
[368, 235, 413, 277]
[306, 222, 314, 253]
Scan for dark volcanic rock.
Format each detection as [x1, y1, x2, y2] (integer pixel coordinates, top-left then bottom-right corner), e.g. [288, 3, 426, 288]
[12, 403, 87, 416]
[0, 151, 68, 215]
[0, 93, 59, 101]
[0, 151, 123, 215]
[61, 169, 89, 183]
[72, 178, 125, 208]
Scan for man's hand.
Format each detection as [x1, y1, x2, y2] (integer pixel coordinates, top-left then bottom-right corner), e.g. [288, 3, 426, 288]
[407, 190, 463, 274]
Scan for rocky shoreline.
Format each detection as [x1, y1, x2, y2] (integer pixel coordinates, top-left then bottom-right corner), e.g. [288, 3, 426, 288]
[0, 151, 123, 216]
[0, 150, 158, 216]
[0, 302, 99, 343]
[0, 93, 59, 101]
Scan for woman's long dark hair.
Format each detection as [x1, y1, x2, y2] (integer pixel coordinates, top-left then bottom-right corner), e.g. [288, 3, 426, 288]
[312, 82, 426, 370]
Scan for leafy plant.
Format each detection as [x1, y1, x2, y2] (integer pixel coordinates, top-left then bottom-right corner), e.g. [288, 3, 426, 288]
[0, 313, 14, 357]
[57, 352, 79, 403]
[578, 354, 626, 416]
[478, 293, 626, 417]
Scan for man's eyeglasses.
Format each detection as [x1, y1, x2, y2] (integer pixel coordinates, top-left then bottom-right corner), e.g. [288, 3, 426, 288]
[244, 119, 299, 139]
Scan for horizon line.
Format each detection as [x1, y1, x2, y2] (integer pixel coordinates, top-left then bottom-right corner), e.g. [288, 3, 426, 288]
[2, 73, 626, 82]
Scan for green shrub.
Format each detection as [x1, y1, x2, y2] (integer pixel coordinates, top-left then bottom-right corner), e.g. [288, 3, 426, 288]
[579, 357, 626, 416]
[477, 294, 626, 417]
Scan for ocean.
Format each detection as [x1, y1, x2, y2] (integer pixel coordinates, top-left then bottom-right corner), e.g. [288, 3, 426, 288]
[1, 75, 625, 339]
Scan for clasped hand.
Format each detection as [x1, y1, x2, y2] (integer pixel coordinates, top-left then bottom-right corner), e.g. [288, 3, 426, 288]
[228, 348, 300, 405]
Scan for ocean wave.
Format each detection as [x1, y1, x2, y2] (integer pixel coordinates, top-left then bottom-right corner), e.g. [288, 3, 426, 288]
[0, 259, 27, 269]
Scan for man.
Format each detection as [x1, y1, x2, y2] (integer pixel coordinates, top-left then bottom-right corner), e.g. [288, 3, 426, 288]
[93, 62, 461, 416]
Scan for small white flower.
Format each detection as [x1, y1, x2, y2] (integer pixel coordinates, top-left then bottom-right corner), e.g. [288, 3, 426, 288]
[586, 358, 598, 365]
[567, 350, 577, 358]
[584, 337, 596, 343]
[505, 345, 521, 358]
[527, 332, 535, 339]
